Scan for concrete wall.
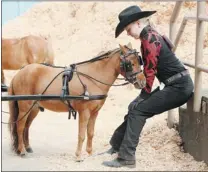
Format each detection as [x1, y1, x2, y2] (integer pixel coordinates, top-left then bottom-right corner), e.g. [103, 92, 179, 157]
[2, 1, 39, 25]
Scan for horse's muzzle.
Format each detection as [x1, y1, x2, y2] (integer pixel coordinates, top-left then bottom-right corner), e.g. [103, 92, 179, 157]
[125, 71, 146, 89]
[133, 72, 146, 89]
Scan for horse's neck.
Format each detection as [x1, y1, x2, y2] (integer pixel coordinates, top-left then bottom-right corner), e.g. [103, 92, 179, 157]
[77, 52, 120, 93]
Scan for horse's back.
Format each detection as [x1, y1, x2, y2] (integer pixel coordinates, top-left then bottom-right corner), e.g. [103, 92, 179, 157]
[24, 36, 51, 63]
[2, 35, 54, 70]
[12, 64, 63, 94]
[11, 63, 70, 111]
[2, 38, 20, 45]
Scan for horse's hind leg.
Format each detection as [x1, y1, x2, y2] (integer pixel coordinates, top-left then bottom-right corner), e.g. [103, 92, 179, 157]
[86, 112, 98, 155]
[75, 110, 90, 161]
[16, 111, 28, 156]
[24, 106, 39, 153]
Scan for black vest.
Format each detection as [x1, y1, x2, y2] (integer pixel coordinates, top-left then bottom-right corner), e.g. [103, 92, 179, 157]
[140, 26, 186, 83]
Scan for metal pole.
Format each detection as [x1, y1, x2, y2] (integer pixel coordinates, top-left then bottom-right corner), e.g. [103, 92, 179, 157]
[169, 1, 183, 42]
[193, 1, 205, 112]
[182, 60, 195, 69]
[167, 1, 183, 129]
[197, 64, 208, 73]
[1, 94, 107, 101]
[181, 60, 208, 73]
[172, 14, 207, 52]
[173, 17, 187, 52]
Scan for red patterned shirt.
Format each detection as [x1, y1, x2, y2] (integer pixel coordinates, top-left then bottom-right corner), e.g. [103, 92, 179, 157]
[140, 27, 162, 94]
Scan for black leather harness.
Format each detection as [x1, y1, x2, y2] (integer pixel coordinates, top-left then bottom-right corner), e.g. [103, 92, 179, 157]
[40, 48, 140, 120]
[61, 64, 77, 120]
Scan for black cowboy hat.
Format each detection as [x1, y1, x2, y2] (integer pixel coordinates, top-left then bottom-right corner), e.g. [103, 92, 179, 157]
[115, 5, 156, 38]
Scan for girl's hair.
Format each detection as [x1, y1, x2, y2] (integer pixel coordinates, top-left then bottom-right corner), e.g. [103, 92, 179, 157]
[138, 17, 155, 28]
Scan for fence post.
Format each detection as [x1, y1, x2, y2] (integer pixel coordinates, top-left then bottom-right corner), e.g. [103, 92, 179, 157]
[193, 1, 206, 112]
[167, 1, 183, 128]
[169, 2, 183, 42]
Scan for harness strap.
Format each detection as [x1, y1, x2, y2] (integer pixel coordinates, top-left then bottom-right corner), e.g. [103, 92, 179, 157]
[61, 64, 77, 120]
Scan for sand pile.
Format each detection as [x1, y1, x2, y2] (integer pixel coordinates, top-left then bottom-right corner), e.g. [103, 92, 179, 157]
[2, 1, 208, 86]
[2, 1, 208, 171]
[2, 1, 207, 63]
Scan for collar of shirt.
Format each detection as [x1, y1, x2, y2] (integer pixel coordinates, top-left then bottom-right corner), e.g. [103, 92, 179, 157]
[139, 25, 155, 40]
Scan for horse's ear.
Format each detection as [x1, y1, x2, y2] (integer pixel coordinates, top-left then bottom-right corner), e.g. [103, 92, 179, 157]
[127, 42, 132, 49]
[119, 44, 127, 54]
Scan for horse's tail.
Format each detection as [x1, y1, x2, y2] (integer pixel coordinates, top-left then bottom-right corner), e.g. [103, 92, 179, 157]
[1, 68, 5, 84]
[8, 82, 19, 153]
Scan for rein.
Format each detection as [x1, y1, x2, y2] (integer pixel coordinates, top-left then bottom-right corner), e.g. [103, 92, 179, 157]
[73, 50, 116, 65]
[40, 48, 130, 86]
[72, 48, 131, 86]
[1, 48, 141, 123]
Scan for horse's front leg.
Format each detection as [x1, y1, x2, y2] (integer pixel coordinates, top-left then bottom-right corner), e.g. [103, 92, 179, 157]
[75, 109, 90, 161]
[86, 112, 98, 156]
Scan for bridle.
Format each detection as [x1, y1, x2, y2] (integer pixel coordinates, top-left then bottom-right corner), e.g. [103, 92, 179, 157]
[119, 46, 144, 84]
[74, 46, 144, 85]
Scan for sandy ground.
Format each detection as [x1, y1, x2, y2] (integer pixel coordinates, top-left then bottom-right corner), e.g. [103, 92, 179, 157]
[1, 1, 208, 171]
[2, 88, 208, 171]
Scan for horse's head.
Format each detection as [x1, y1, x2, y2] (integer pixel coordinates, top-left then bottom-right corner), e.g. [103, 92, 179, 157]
[119, 43, 146, 89]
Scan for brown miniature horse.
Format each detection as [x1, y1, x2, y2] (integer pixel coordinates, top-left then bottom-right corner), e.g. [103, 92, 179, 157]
[2, 35, 55, 84]
[8, 43, 146, 161]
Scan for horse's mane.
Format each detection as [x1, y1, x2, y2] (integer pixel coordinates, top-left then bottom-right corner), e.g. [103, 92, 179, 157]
[111, 48, 121, 56]
[37, 48, 121, 69]
[105, 48, 120, 58]
[79, 47, 121, 65]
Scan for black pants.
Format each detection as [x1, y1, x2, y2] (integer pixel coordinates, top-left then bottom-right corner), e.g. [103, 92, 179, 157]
[109, 75, 194, 161]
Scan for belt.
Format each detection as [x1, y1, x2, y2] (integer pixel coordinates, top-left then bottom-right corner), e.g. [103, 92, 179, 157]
[164, 70, 189, 85]
[159, 70, 190, 90]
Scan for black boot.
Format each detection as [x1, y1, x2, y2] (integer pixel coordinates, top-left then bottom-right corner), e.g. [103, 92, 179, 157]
[102, 158, 136, 168]
[106, 147, 118, 155]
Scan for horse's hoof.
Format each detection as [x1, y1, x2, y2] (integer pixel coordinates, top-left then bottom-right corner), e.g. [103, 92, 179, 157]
[17, 149, 27, 157]
[75, 156, 84, 162]
[39, 106, 44, 112]
[18, 151, 26, 157]
[87, 152, 93, 156]
[76, 159, 84, 162]
[20, 153, 26, 157]
[26, 147, 33, 153]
